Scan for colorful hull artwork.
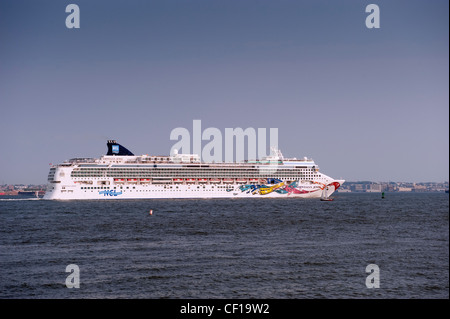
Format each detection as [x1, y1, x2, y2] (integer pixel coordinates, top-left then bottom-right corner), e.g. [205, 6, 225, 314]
[235, 179, 341, 197]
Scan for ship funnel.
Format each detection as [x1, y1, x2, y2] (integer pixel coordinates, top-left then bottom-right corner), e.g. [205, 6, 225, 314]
[106, 140, 134, 156]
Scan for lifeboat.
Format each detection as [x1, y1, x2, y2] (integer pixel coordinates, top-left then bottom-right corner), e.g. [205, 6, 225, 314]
[198, 179, 208, 183]
[186, 178, 196, 183]
[223, 179, 234, 183]
[236, 179, 247, 184]
[173, 178, 183, 183]
[210, 179, 220, 183]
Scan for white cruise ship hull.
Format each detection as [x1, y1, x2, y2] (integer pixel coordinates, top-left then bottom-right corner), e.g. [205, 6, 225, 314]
[43, 140, 344, 200]
[43, 179, 344, 200]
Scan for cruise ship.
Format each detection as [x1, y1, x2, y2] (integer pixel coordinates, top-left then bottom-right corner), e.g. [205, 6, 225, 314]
[43, 140, 344, 200]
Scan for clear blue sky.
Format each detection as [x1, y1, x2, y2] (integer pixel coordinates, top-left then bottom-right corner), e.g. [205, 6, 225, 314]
[0, 0, 448, 184]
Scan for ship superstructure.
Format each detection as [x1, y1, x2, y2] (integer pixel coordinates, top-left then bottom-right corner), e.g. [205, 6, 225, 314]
[43, 140, 344, 200]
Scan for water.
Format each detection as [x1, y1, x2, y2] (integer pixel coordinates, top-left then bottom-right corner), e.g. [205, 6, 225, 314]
[0, 193, 448, 299]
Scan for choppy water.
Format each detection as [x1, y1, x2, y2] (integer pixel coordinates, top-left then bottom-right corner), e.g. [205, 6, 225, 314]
[0, 193, 448, 299]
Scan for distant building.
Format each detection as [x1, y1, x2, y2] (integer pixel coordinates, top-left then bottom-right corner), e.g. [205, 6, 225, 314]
[367, 183, 382, 192]
[413, 184, 427, 192]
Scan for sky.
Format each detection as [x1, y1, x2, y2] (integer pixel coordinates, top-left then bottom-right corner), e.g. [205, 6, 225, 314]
[0, 0, 448, 184]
